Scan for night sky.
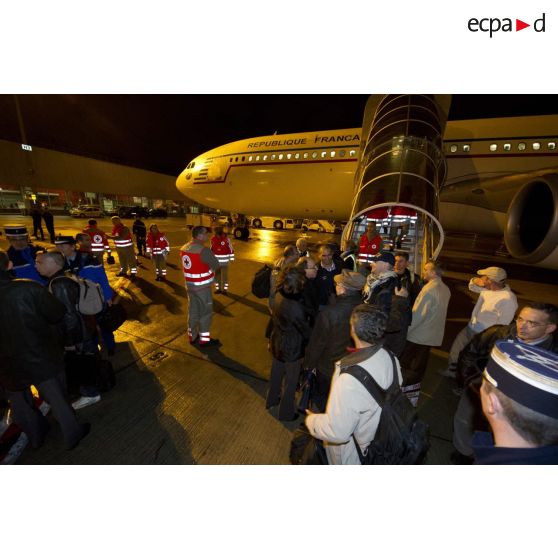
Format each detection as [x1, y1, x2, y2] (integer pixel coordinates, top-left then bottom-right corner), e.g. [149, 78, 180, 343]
[0, 94, 556, 176]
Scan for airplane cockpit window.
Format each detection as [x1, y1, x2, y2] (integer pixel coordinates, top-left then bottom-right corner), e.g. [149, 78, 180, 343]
[489, 144, 498, 152]
[504, 143, 511, 151]
[532, 142, 541, 151]
[549, 142, 556, 150]
[518, 142, 526, 151]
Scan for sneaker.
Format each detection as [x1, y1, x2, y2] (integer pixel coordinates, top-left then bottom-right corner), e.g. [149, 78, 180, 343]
[215, 289, 222, 294]
[189, 336, 199, 346]
[198, 338, 221, 348]
[71, 395, 101, 410]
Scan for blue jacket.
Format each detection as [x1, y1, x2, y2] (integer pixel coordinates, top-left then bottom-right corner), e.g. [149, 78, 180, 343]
[473, 431, 558, 465]
[7, 245, 47, 285]
[66, 251, 114, 302]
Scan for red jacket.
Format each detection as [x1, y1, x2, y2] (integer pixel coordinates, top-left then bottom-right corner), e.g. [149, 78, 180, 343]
[83, 226, 111, 253]
[358, 234, 383, 263]
[146, 231, 170, 255]
[210, 234, 234, 265]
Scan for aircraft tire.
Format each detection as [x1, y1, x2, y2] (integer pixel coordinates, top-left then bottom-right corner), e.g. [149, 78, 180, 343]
[274, 220, 283, 230]
[252, 219, 262, 228]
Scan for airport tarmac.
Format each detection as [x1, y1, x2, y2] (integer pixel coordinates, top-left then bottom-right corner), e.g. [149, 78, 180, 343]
[1, 215, 557, 465]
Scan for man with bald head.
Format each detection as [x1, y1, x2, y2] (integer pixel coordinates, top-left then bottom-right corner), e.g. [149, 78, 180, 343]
[35, 250, 102, 410]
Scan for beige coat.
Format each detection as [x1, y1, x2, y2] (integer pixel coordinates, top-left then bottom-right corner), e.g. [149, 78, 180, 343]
[406, 277, 451, 347]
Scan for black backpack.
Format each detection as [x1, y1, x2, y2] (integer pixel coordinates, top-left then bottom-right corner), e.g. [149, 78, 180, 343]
[251, 264, 272, 298]
[341, 350, 429, 465]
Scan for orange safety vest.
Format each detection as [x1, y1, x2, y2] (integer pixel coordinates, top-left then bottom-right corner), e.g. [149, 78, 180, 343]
[83, 227, 110, 253]
[358, 234, 383, 263]
[112, 224, 133, 249]
[180, 248, 215, 288]
[210, 235, 234, 264]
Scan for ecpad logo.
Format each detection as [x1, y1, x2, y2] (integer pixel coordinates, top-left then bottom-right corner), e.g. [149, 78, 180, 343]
[468, 13, 546, 37]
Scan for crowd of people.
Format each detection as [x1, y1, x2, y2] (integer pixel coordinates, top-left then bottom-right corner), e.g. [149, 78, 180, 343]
[263, 233, 558, 465]
[0, 215, 172, 462]
[1, 218, 558, 465]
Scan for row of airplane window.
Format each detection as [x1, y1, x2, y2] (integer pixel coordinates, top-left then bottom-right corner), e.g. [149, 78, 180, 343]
[448, 141, 557, 154]
[228, 149, 358, 164]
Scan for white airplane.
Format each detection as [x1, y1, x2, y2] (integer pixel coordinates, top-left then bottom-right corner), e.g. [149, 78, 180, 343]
[176, 113, 558, 268]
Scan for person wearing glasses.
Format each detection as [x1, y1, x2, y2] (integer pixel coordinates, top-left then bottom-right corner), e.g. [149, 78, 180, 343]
[451, 302, 558, 463]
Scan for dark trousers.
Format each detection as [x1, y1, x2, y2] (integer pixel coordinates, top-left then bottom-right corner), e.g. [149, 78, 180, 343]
[400, 341, 432, 386]
[46, 226, 55, 243]
[32, 220, 44, 240]
[266, 358, 301, 421]
[7, 372, 83, 449]
[136, 236, 146, 255]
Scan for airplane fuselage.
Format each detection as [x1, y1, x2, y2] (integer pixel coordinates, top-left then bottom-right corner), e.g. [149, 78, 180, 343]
[176, 116, 558, 236]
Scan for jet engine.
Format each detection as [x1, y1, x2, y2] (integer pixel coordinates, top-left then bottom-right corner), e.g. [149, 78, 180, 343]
[505, 174, 558, 268]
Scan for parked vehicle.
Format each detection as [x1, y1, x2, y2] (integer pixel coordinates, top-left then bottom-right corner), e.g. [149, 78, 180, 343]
[250, 216, 291, 230]
[149, 208, 168, 218]
[185, 213, 215, 229]
[301, 219, 336, 233]
[216, 215, 233, 227]
[118, 206, 150, 218]
[70, 205, 103, 218]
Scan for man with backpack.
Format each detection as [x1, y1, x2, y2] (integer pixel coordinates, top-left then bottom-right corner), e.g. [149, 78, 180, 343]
[0, 250, 90, 451]
[305, 304, 428, 465]
[35, 250, 102, 410]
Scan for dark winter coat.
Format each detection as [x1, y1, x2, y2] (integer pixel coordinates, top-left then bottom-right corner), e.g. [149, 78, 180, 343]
[366, 274, 411, 357]
[269, 290, 312, 363]
[0, 271, 66, 391]
[48, 271, 97, 349]
[303, 290, 363, 378]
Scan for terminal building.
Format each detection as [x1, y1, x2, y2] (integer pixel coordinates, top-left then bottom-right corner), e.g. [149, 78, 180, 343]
[0, 138, 214, 216]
